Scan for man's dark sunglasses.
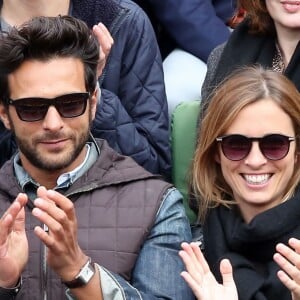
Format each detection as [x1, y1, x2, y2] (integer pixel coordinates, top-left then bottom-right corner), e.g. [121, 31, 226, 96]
[7, 92, 90, 122]
[216, 134, 295, 161]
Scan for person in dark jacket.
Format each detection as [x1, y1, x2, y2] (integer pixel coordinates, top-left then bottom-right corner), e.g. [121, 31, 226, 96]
[0, 16, 192, 300]
[200, 0, 300, 122]
[0, 0, 171, 180]
[133, 0, 235, 117]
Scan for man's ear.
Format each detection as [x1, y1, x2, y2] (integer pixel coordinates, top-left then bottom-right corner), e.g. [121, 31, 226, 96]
[90, 87, 99, 121]
[0, 104, 11, 130]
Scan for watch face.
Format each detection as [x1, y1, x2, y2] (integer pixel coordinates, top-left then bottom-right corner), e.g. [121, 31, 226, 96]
[78, 262, 95, 284]
[63, 259, 95, 288]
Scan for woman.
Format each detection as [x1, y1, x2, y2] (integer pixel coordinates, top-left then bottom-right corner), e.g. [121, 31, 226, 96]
[200, 0, 300, 120]
[180, 66, 300, 300]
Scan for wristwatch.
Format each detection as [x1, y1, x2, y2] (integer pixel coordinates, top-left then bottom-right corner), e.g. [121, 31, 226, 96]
[0, 277, 22, 299]
[62, 258, 95, 289]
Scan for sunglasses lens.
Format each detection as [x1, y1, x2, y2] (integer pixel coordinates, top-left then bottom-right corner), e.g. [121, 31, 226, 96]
[16, 100, 48, 122]
[57, 93, 88, 118]
[221, 135, 250, 161]
[260, 134, 290, 160]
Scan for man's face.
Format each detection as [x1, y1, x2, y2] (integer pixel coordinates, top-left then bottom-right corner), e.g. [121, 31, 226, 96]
[0, 57, 97, 174]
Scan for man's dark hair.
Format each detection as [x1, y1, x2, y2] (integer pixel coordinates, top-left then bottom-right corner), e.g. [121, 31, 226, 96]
[0, 15, 99, 103]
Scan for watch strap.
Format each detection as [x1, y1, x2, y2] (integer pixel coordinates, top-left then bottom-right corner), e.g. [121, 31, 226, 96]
[0, 277, 22, 299]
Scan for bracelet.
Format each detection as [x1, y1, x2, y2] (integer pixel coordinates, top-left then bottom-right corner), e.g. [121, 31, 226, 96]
[0, 277, 22, 299]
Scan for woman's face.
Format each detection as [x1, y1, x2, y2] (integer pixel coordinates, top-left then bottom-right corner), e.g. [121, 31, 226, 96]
[217, 98, 298, 223]
[266, 0, 300, 31]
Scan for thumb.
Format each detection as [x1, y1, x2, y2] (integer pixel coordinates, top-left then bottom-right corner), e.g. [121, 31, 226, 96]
[220, 259, 235, 287]
[13, 207, 26, 233]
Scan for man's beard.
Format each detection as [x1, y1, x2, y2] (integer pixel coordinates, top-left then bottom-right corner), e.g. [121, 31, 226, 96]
[9, 113, 92, 172]
[16, 130, 90, 171]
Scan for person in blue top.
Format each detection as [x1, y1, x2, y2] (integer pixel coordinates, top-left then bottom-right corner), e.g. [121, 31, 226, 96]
[0, 0, 171, 180]
[133, 0, 236, 118]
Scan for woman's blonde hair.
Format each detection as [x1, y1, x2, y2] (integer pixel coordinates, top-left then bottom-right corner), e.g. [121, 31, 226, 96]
[192, 66, 300, 223]
[238, 0, 275, 35]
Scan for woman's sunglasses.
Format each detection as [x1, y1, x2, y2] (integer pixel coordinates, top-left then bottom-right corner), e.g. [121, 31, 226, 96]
[216, 134, 295, 161]
[6, 92, 90, 122]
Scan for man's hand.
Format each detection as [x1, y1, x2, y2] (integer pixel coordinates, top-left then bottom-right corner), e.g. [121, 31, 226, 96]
[0, 193, 28, 287]
[179, 242, 238, 300]
[92, 22, 114, 77]
[32, 186, 87, 281]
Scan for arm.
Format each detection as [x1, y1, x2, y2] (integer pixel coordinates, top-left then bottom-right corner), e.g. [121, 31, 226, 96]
[93, 3, 171, 180]
[93, 188, 194, 299]
[33, 186, 193, 299]
[145, 0, 233, 61]
[274, 238, 300, 300]
[179, 242, 238, 300]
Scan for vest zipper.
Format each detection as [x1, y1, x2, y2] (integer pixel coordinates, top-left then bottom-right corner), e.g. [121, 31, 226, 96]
[42, 224, 48, 300]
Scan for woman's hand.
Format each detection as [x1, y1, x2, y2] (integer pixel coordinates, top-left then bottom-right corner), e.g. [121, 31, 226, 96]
[179, 242, 238, 300]
[274, 238, 300, 300]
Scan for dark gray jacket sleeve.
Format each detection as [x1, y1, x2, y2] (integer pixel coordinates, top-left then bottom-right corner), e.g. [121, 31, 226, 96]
[200, 43, 225, 122]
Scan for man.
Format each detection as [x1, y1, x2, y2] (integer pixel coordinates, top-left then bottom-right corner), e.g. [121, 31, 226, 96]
[0, 16, 192, 299]
[0, 0, 171, 180]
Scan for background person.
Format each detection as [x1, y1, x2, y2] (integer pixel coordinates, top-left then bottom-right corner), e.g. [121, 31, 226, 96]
[200, 0, 300, 122]
[133, 0, 236, 118]
[182, 66, 300, 299]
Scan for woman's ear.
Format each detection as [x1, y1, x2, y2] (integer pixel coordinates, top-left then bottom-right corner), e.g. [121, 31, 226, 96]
[215, 150, 221, 163]
[295, 151, 300, 166]
[0, 104, 11, 130]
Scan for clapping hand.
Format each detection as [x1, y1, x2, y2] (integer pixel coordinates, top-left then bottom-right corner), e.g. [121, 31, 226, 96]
[32, 186, 87, 280]
[0, 193, 28, 287]
[274, 238, 300, 300]
[179, 242, 238, 300]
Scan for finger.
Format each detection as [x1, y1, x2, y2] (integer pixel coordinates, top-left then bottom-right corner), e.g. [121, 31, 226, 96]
[179, 244, 204, 285]
[275, 243, 300, 282]
[190, 242, 211, 274]
[93, 23, 114, 56]
[181, 242, 204, 272]
[0, 194, 27, 236]
[180, 271, 203, 299]
[274, 251, 300, 285]
[289, 238, 300, 254]
[32, 198, 75, 244]
[36, 186, 55, 204]
[38, 189, 76, 221]
[179, 249, 203, 280]
[277, 269, 300, 296]
[220, 259, 236, 287]
[33, 225, 54, 247]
